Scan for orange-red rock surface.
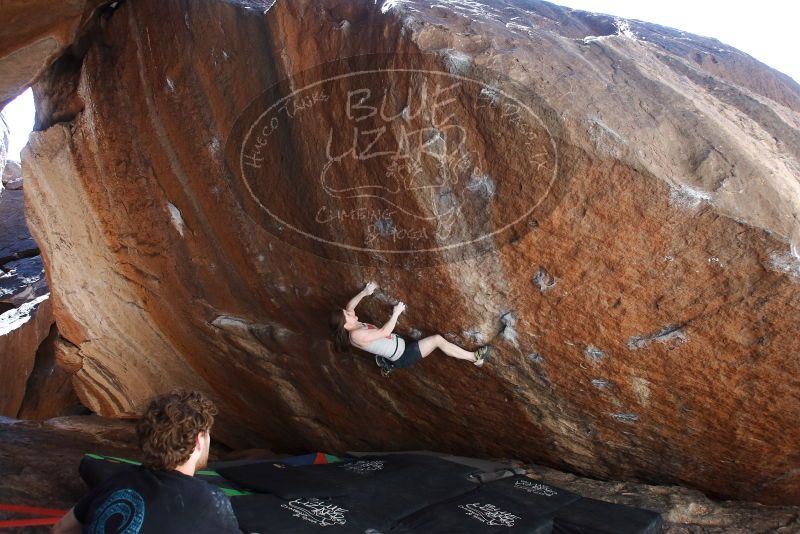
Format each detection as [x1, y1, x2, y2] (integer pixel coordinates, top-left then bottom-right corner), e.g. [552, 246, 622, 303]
[17, 0, 800, 505]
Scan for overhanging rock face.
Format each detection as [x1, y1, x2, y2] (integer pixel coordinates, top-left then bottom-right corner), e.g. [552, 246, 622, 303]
[0, 0, 108, 109]
[23, 0, 800, 504]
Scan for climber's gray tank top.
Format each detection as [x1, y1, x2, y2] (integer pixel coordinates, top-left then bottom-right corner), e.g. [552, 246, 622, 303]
[353, 322, 405, 361]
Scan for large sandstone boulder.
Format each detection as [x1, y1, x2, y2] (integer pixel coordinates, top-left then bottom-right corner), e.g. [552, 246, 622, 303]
[21, 0, 800, 505]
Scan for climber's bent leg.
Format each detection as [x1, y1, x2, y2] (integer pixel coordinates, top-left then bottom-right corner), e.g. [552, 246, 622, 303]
[417, 334, 476, 361]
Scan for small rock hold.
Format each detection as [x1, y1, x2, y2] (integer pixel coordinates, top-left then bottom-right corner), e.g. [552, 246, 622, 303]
[591, 379, 609, 389]
[528, 352, 544, 363]
[628, 324, 686, 350]
[466, 174, 496, 199]
[442, 49, 471, 74]
[499, 312, 518, 346]
[584, 345, 606, 362]
[532, 267, 556, 292]
[167, 202, 185, 237]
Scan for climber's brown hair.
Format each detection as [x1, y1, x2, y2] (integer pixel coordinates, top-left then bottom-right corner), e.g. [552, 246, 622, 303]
[329, 309, 351, 353]
[135, 390, 216, 470]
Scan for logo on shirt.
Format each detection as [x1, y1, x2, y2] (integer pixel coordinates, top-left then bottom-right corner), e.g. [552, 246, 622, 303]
[459, 502, 521, 527]
[90, 488, 146, 534]
[513, 479, 558, 497]
[281, 498, 348, 526]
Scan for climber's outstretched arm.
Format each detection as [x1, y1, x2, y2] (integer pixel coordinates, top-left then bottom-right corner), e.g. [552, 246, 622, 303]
[375, 301, 406, 337]
[351, 302, 406, 345]
[346, 281, 377, 312]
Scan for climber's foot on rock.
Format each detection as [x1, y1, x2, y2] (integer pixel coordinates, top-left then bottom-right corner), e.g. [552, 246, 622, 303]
[473, 345, 492, 367]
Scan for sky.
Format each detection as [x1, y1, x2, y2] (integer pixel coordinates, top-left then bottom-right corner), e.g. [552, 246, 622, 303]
[553, 0, 800, 83]
[2, 88, 33, 163]
[2, 1, 798, 162]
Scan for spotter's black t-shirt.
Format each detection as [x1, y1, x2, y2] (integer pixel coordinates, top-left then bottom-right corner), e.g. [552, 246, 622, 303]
[73, 465, 241, 534]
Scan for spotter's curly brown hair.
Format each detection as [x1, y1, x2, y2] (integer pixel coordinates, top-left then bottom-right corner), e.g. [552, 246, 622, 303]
[135, 390, 217, 470]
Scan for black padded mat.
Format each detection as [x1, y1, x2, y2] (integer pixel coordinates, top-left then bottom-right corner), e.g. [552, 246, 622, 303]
[394, 486, 555, 533]
[482, 475, 581, 515]
[218, 454, 479, 501]
[231, 493, 383, 533]
[552, 497, 663, 533]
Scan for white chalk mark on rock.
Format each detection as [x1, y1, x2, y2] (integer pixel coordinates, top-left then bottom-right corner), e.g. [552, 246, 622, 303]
[167, 202, 185, 237]
[379, 0, 406, 14]
[768, 250, 800, 280]
[532, 267, 556, 292]
[591, 378, 609, 390]
[611, 412, 639, 423]
[463, 329, 484, 344]
[528, 353, 544, 363]
[669, 185, 712, 209]
[442, 49, 471, 74]
[479, 86, 501, 106]
[584, 345, 606, 362]
[467, 174, 495, 199]
[500, 312, 518, 346]
[628, 324, 686, 350]
[208, 136, 221, 156]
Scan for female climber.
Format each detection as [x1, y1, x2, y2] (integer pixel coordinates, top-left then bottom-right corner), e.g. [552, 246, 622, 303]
[329, 282, 491, 375]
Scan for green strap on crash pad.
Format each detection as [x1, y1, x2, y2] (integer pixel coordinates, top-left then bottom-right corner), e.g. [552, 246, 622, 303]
[221, 488, 253, 497]
[86, 453, 142, 465]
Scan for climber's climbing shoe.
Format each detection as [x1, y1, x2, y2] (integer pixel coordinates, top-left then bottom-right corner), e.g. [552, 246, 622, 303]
[473, 346, 492, 366]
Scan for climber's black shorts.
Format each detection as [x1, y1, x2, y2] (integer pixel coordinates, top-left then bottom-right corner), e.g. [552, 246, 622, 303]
[391, 339, 422, 368]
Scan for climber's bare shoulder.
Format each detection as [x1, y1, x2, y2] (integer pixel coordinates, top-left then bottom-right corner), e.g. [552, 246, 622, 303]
[349, 325, 380, 346]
